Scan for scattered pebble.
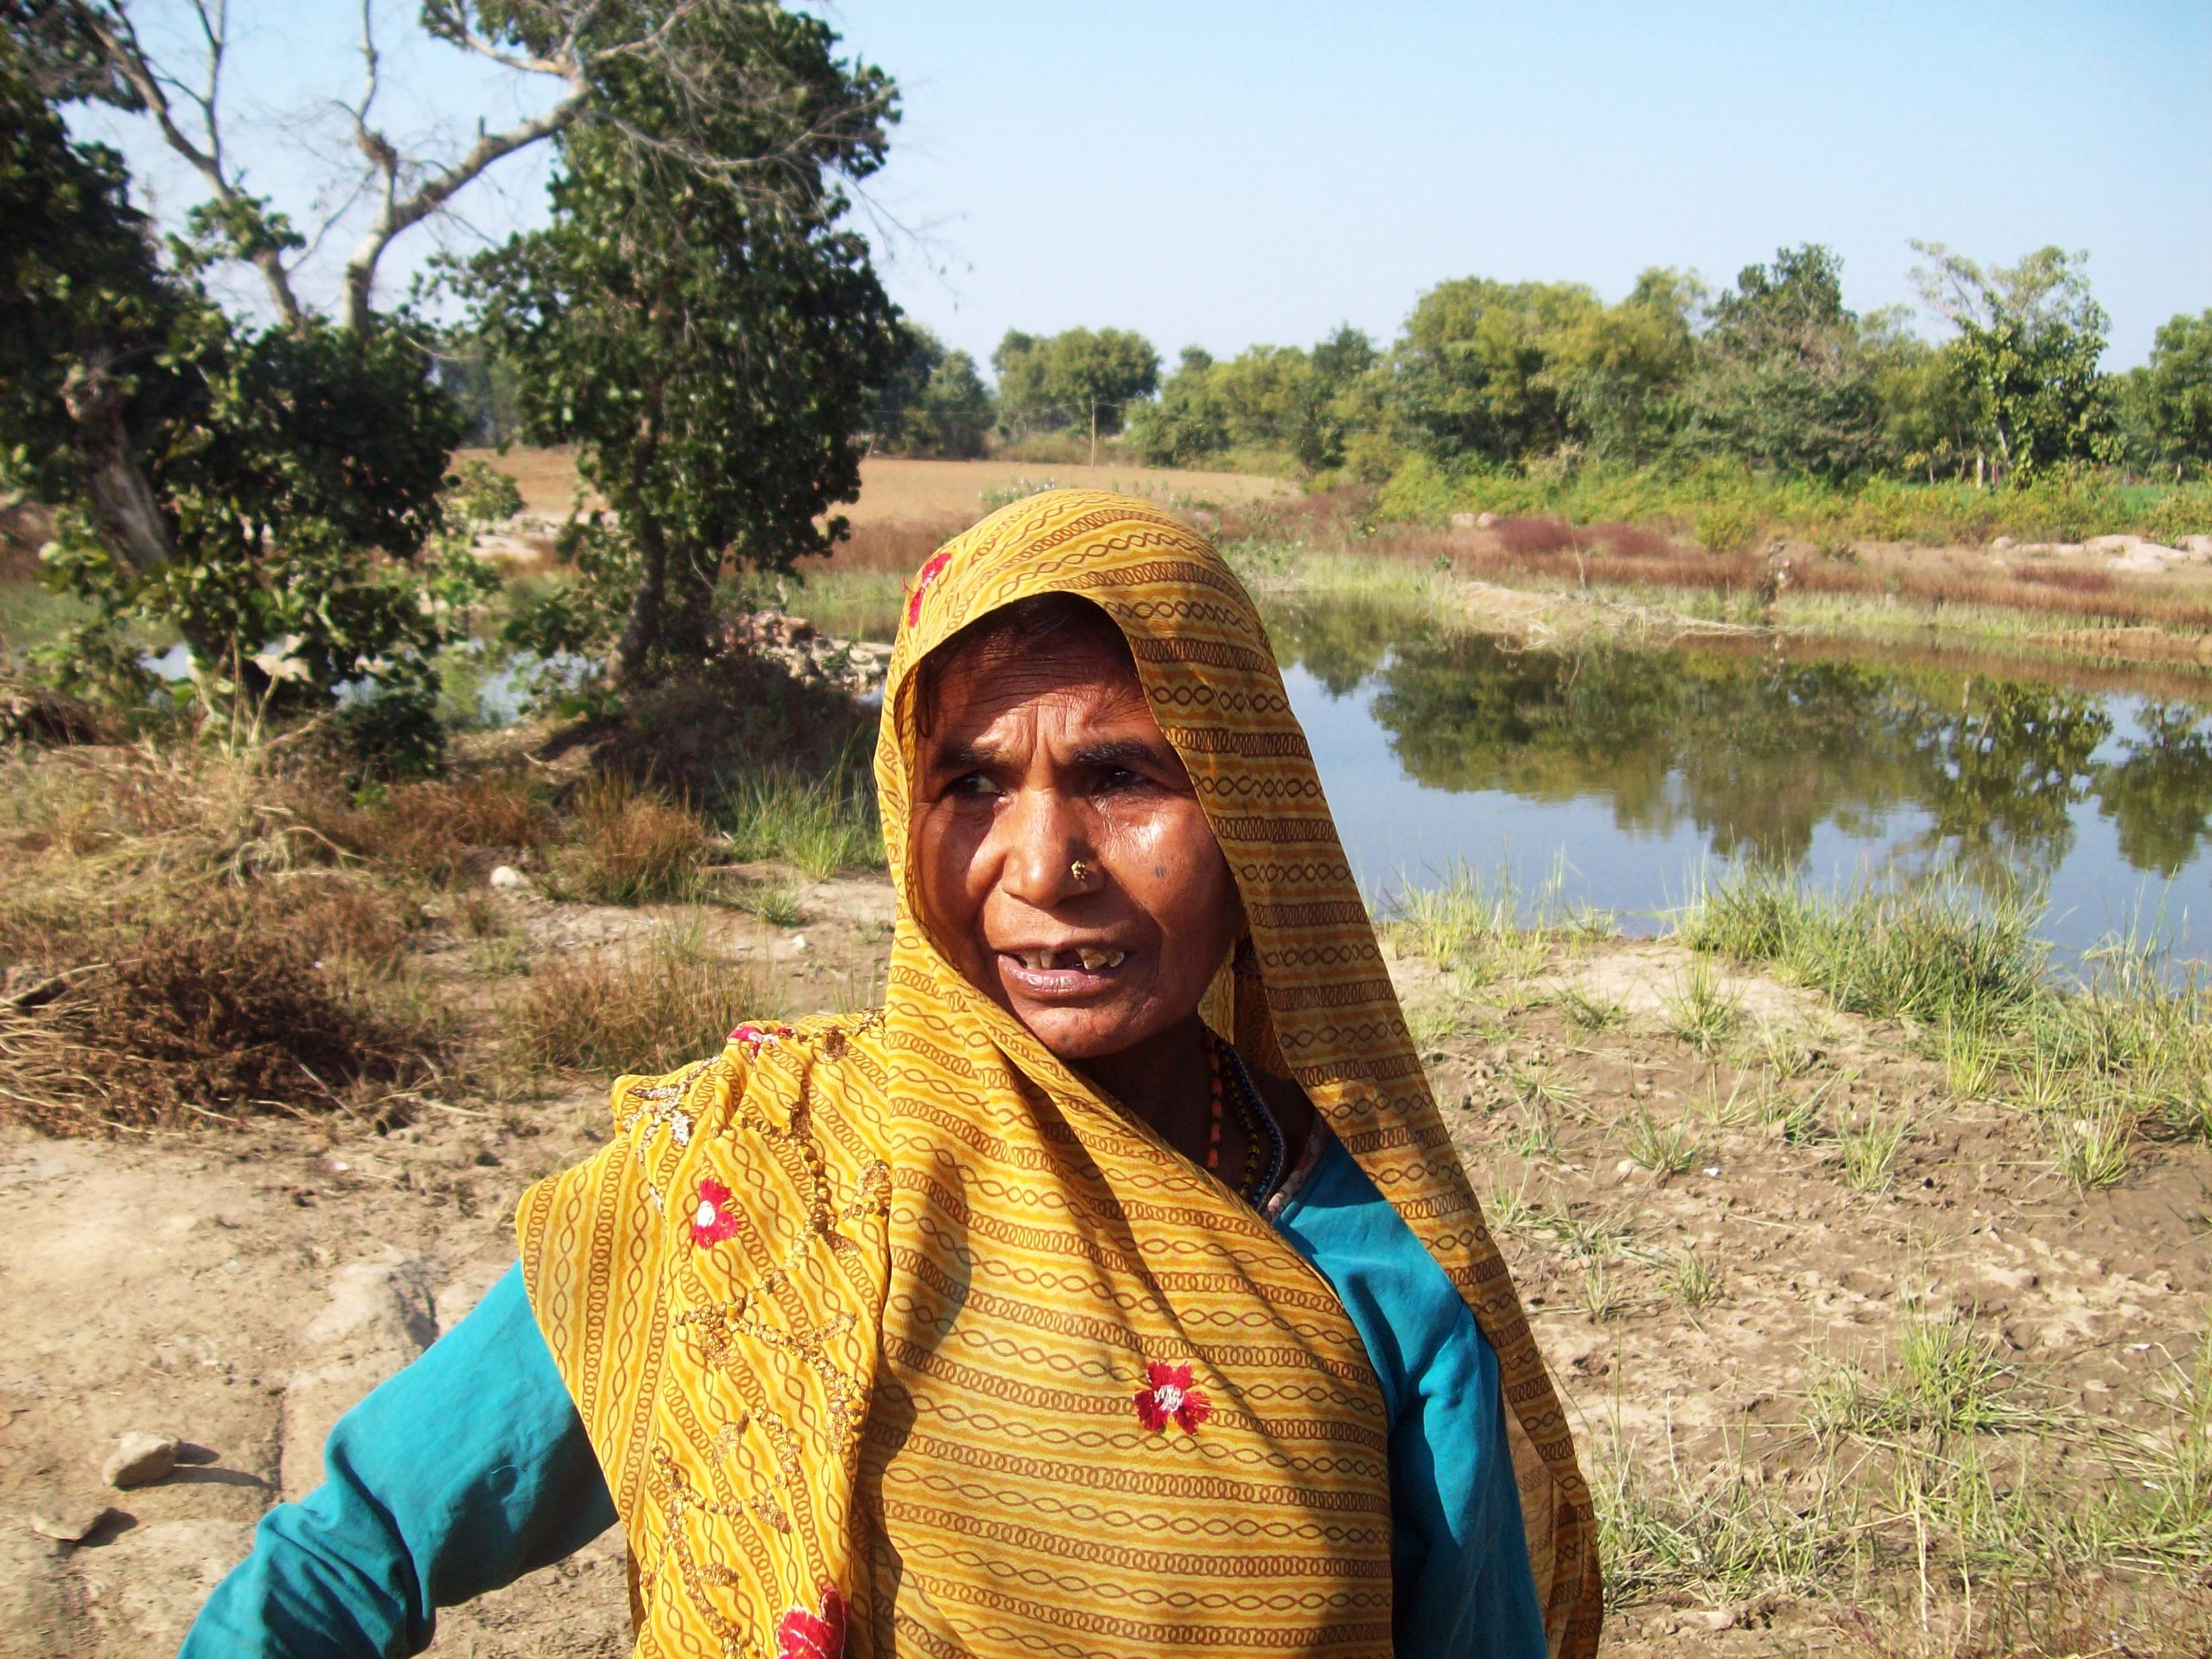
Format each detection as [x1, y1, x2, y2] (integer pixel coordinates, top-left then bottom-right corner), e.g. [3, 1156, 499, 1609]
[1702, 1166, 1722, 1178]
[30, 1504, 113, 1544]
[489, 864, 527, 891]
[790, 934, 809, 952]
[102, 1431, 178, 1491]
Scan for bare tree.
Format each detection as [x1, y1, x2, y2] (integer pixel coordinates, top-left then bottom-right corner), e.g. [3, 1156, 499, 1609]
[7, 0, 897, 335]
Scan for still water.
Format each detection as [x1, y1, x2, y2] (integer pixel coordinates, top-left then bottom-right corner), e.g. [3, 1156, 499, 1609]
[1266, 600, 2212, 964]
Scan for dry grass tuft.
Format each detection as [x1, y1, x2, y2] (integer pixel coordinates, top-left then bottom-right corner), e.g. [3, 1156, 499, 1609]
[294, 768, 554, 887]
[1493, 515, 1578, 556]
[0, 895, 430, 1134]
[507, 919, 773, 1076]
[548, 775, 713, 905]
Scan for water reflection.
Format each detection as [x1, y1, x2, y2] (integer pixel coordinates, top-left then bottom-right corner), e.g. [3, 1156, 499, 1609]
[1262, 597, 2212, 953]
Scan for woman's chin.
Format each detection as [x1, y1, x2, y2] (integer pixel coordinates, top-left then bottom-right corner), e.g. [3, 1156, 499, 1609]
[1009, 999, 1156, 1062]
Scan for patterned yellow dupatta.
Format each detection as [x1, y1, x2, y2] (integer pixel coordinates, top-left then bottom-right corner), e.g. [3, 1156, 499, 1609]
[517, 489, 1601, 1658]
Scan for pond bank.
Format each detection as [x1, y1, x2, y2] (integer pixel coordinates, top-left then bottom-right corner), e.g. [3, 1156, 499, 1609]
[1223, 532, 2212, 681]
[5, 825, 2205, 1652]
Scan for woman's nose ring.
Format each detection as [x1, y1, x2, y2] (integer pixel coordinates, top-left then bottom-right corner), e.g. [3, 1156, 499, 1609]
[1069, 860, 1093, 885]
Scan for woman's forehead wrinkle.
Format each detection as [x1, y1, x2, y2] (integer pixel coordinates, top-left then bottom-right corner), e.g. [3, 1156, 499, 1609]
[927, 673, 1151, 764]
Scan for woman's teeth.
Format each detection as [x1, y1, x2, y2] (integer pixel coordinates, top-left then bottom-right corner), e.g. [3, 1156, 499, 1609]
[1015, 949, 1125, 971]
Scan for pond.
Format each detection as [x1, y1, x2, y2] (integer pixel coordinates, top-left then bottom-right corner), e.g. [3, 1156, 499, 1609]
[1264, 597, 2212, 965]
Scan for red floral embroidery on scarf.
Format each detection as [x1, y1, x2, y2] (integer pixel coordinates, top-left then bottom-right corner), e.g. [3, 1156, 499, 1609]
[689, 1178, 742, 1247]
[776, 1585, 847, 1659]
[1134, 1360, 1211, 1434]
[727, 1022, 795, 1049]
[905, 549, 953, 627]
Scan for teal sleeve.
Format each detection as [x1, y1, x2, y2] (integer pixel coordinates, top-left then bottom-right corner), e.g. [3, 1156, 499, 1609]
[179, 1262, 617, 1658]
[1272, 1140, 1548, 1659]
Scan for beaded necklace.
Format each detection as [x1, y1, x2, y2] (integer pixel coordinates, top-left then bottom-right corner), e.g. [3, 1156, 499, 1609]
[1201, 1028, 1287, 1204]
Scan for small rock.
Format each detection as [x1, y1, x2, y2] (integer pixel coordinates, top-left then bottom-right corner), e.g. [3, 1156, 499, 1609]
[488, 864, 527, 891]
[1475, 511, 1499, 529]
[30, 1504, 113, 1544]
[103, 1432, 178, 1491]
[1991, 534, 2015, 550]
[1487, 1043, 1509, 1066]
[1631, 1076, 1654, 1097]
[2111, 544, 2181, 572]
[1449, 511, 1478, 532]
[790, 934, 809, 952]
[2183, 534, 2212, 560]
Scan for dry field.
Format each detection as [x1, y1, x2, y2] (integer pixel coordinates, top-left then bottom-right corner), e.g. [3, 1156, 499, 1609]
[458, 447, 1293, 525]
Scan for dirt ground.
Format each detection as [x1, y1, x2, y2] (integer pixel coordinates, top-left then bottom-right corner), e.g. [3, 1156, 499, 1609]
[457, 448, 1293, 524]
[3, 872, 2208, 1655]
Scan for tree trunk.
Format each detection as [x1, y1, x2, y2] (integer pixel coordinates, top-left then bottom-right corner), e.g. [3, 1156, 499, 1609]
[60, 349, 176, 574]
[611, 397, 668, 685]
[663, 542, 721, 663]
[614, 508, 669, 687]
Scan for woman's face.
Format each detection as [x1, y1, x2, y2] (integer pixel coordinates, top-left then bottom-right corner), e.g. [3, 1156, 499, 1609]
[910, 630, 1240, 1061]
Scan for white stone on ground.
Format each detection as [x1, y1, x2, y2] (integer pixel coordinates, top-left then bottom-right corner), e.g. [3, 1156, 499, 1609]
[101, 1433, 178, 1491]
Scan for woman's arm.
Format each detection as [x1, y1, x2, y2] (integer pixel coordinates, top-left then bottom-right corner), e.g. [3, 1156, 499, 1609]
[181, 1262, 617, 1658]
[1272, 1136, 1548, 1659]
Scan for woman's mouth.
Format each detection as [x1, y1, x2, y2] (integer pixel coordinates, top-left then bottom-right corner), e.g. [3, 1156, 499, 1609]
[997, 946, 1129, 997]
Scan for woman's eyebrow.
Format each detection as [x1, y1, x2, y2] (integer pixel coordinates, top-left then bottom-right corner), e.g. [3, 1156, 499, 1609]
[1072, 737, 1176, 770]
[929, 740, 1003, 775]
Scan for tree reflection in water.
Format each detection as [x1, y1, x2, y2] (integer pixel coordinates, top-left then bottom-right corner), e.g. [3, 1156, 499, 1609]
[1270, 617, 2212, 896]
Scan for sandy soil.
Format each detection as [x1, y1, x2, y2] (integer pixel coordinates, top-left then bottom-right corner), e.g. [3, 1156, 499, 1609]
[456, 448, 1293, 524]
[3, 875, 2207, 1654]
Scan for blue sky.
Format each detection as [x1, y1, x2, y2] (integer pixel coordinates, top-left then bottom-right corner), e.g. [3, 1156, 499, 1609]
[75, 1, 2210, 368]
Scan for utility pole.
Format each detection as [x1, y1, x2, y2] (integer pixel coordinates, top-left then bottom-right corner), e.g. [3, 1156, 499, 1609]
[1090, 399, 1099, 469]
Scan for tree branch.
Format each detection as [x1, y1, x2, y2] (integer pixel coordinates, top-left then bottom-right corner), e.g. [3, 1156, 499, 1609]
[68, 0, 305, 328]
[341, 85, 589, 334]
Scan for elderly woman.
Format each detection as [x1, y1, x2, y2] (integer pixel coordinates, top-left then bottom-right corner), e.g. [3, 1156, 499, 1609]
[185, 491, 1600, 1658]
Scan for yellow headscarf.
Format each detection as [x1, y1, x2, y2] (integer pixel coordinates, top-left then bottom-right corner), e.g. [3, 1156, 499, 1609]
[518, 489, 1600, 1658]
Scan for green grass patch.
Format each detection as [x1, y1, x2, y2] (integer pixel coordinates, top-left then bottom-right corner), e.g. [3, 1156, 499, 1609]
[719, 767, 881, 878]
[1379, 456, 2212, 548]
[1676, 870, 2046, 1030]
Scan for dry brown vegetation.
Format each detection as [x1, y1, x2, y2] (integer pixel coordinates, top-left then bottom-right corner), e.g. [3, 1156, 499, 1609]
[1217, 491, 2212, 636]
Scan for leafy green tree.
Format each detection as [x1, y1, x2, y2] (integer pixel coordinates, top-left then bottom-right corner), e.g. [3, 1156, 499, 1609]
[1132, 328, 1380, 472]
[1544, 267, 1699, 465]
[1391, 278, 1601, 464]
[991, 327, 1159, 437]
[1910, 243, 2114, 481]
[0, 50, 471, 748]
[468, 5, 905, 682]
[1689, 245, 1887, 481]
[2123, 310, 2212, 476]
[875, 325, 993, 458]
[1870, 332, 1978, 481]
[1128, 347, 1229, 465]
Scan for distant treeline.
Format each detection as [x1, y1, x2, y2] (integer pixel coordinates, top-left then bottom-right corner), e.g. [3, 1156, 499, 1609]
[678, 242, 2201, 490]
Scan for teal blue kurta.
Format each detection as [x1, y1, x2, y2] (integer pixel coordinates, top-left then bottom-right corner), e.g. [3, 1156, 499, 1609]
[182, 1137, 1544, 1658]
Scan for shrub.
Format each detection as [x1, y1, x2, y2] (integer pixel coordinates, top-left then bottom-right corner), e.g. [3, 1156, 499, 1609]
[1493, 516, 1578, 556]
[1691, 503, 1760, 554]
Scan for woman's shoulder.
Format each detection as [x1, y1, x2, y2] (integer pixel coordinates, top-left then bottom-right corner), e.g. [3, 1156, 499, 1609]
[607, 1007, 896, 1138]
[522, 1009, 897, 1263]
